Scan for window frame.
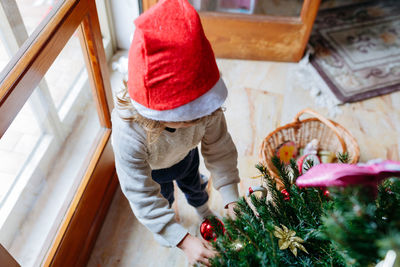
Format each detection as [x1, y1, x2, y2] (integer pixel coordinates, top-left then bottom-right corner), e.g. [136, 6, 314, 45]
[0, 0, 117, 266]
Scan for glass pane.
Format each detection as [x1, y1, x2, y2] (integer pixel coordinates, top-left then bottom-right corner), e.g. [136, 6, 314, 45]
[16, 0, 60, 36]
[0, 100, 42, 204]
[0, 38, 10, 72]
[0, 29, 101, 267]
[189, 0, 304, 17]
[44, 28, 86, 108]
[0, 0, 63, 76]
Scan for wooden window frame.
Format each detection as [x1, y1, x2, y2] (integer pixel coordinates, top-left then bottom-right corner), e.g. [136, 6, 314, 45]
[0, 0, 117, 266]
[141, 0, 320, 62]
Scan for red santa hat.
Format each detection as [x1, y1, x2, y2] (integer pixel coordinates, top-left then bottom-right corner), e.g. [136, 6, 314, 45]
[127, 0, 227, 122]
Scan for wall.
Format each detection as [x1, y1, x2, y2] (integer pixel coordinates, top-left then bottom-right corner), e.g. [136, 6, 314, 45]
[110, 0, 140, 50]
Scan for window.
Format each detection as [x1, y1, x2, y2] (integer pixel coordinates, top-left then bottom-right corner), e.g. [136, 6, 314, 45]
[0, 37, 9, 71]
[0, 1, 116, 266]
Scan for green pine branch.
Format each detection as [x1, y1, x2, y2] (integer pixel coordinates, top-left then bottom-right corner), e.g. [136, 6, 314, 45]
[210, 157, 400, 267]
[211, 157, 345, 266]
[321, 178, 400, 266]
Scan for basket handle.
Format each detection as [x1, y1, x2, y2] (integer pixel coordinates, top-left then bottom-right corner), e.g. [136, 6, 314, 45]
[293, 108, 347, 153]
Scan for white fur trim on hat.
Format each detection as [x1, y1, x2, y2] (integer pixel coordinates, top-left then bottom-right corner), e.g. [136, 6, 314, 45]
[131, 78, 228, 122]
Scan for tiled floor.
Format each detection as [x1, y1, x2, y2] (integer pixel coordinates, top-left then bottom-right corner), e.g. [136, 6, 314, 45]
[87, 56, 400, 267]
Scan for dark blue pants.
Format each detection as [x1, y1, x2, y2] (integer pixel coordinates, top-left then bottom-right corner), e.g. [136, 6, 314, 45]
[151, 147, 208, 208]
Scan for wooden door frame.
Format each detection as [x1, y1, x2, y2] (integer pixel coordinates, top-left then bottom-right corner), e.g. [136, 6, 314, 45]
[141, 0, 320, 62]
[0, 0, 117, 266]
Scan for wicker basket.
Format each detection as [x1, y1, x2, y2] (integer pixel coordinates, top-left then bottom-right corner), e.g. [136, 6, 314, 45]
[260, 109, 360, 178]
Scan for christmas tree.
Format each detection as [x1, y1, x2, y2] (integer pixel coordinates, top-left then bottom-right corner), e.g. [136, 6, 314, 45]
[321, 178, 400, 267]
[209, 157, 400, 267]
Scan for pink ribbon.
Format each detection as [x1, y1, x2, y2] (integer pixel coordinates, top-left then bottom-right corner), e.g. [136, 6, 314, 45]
[296, 160, 400, 188]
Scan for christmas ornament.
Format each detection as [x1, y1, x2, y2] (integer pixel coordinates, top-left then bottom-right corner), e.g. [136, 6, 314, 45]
[281, 189, 290, 201]
[319, 150, 336, 163]
[273, 224, 308, 257]
[385, 187, 394, 195]
[303, 139, 319, 155]
[297, 154, 321, 174]
[247, 186, 268, 198]
[250, 174, 264, 179]
[323, 189, 330, 197]
[296, 160, 400, 188]
[276, 141, 297, 165]
[200, 217, 225, 241]
[232, 240, 244, 251]
[318, 187, 330, 198]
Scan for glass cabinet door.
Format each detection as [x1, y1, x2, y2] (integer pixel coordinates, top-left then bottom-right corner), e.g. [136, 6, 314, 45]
[189, 0, 304, 17]
[142, 0, 319, 62]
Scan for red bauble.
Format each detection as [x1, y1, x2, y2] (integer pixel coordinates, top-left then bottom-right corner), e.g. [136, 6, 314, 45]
[281, 189, 290, 201]
[200, 218, 225, 241]
[385, 187, 394, 195]
[323, 189, 330, 197]
[248, 187, 253, 194]
[319, 187, 330, 198]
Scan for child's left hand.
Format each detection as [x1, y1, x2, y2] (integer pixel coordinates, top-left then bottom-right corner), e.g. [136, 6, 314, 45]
[226, 202, 237, 219]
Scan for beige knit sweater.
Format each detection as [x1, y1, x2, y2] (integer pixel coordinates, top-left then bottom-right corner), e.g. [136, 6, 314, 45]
[111, 108, 240, 247]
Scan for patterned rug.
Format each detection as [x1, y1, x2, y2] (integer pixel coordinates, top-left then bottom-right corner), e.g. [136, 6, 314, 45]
[309, 0, 400, 103]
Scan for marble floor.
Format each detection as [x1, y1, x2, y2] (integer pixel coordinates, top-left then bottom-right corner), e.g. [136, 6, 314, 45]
[87, 57, 400, 267]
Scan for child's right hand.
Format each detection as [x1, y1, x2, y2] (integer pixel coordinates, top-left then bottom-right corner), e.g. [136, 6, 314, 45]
[177, 233, 216, 266]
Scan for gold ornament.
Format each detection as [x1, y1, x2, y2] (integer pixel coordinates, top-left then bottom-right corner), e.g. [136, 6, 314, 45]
[250, 174, 263, 179]
[232, 240, 244, 251]
[319, 150, 336, 163]
[273, 225, 308, 257]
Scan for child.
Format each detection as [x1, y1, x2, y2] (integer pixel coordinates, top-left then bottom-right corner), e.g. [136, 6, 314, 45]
[111, 0, 240, 265]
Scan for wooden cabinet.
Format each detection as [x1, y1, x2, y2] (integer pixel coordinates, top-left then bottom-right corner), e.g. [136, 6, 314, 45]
[141, 0, 320, 62]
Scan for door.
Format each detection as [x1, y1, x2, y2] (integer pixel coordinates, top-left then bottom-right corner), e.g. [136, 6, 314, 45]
[142, 0, 320, 61]
[0, 0, 117, 266]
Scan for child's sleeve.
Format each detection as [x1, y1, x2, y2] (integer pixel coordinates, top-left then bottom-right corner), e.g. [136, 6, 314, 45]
[111, 116, 187, 247]
[201, 111, 240, 208]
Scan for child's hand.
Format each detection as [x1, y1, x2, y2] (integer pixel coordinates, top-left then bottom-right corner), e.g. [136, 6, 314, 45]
[227, 202, 237, 219]
[177, 234, 216, 266]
